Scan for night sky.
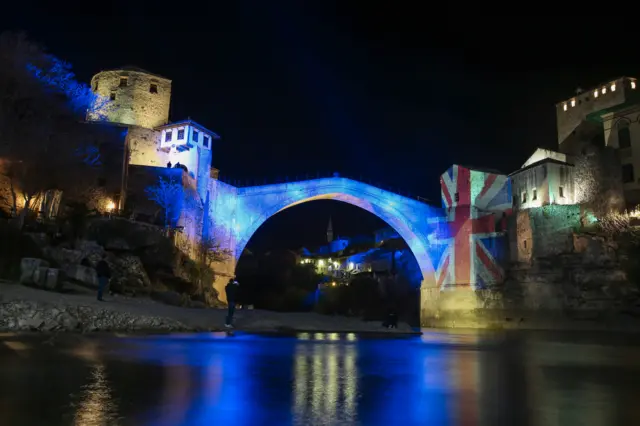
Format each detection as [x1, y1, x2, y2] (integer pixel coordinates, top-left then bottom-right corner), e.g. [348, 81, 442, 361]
[3, 9, 639, 251]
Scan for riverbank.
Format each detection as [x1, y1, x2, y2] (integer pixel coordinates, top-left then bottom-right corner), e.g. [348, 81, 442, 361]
[0, 281, 417, 334]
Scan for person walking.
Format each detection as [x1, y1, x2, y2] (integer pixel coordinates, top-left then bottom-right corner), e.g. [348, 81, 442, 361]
[225, 276, 239, 328]
[96, 256, 111, 302]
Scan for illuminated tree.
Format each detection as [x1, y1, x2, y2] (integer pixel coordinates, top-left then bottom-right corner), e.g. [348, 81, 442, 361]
[0, 31, 112, 226]
[145, 176, 185, 230]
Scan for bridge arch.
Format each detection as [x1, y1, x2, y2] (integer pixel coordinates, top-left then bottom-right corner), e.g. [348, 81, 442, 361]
[232, 177, 441, 288]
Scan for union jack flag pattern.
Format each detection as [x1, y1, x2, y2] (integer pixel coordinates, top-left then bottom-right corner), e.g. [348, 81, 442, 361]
[430, 165, 512, 290]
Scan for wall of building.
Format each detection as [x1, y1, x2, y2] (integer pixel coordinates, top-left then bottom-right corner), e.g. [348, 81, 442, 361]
[512, 162, 576, 209]
[556, 77, 633, 146]
[127, 127, 166, 168]
[89, 69, 171, 129]
[507, 204, 581, 263]
[571, 143, 626, 213]
[601, 106, 640, 206]
[206, 178, 240, 301]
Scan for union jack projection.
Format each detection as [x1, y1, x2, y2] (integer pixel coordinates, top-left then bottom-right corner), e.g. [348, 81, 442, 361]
[431, 165, 512, 290]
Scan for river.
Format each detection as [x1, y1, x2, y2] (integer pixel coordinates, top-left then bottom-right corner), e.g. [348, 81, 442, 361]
[0, 330, 639, 425]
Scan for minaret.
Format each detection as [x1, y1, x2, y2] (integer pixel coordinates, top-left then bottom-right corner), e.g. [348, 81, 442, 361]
[327, 216, 334, 242]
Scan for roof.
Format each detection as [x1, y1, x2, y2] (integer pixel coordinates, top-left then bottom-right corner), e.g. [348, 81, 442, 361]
[509, 157, 574, 177]
[97, 65, 171, 81]
[156, 119, 221, 139]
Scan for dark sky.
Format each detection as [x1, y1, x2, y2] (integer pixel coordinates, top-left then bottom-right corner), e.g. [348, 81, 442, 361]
[3, 9, 639, 251]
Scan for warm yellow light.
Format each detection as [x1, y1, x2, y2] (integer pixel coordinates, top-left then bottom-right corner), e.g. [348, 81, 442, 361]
[570, 99, 576, 107]
[331, 282, 336, 286]
[563, 103, 567, 111]
[300, 260, 305, 264]
[105, 200, 116, 212]
[632, 81, 637, 89]
[602, 87, 607, 94]
[594, 90, 598, 98]
[611, 83, 616, 92]
[333, 261, 339, 268]
[318, 259, 324, 266]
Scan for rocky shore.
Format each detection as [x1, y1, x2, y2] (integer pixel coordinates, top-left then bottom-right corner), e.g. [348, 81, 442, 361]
[0, 282, 416, 334]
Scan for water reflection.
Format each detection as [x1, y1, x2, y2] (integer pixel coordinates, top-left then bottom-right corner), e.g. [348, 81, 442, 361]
[292, 337, 358, 424]
[2, 331, 640, 425]
[73, 363, 120, 426]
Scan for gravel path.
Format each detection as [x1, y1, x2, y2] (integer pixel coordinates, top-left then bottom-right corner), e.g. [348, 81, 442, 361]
[0, 281, 417, 334]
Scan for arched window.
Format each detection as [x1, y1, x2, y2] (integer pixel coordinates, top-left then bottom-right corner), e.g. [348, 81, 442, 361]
[617, 121, 632, 149]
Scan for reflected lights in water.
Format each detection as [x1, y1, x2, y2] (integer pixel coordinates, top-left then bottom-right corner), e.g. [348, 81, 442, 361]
[293, 339, 358, 424]
[73, 363, 120, 426]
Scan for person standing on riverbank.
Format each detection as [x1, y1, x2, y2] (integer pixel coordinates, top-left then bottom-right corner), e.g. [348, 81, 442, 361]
[225, 277, 239, 328]
[96, 256, 111, 302]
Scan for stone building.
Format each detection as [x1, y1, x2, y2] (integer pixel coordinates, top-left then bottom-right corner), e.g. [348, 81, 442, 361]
[510, 149, 576, 209]
[556, 76, 640, 207]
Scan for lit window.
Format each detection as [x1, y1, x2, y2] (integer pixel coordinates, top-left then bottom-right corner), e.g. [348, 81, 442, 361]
[571, 99, 576, 107]
[611, 83, 616, 92]
[632, 81, 637, 89]
[177, 129, 184, 140]
[149, 83, 158, 94]
[119, 77, 128, 87]
[192, 130, 199, 142]
[563, 103, 568, 111]
[165, 131, 172, 142]
[559, 186, 564, 198]
[594, 90, 599, 98]
[602, 87, 607, 94]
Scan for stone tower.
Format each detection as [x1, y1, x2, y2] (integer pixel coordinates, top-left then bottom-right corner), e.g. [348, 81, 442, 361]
[327, 216, 333, 242]
[88, 66, 172, 129]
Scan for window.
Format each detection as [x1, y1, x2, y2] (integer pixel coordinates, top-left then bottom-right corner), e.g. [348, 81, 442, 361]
[192, 130, 199, 142]
[522, 192, 527, 203]
[618, 123, 631, 149]
[149, 83, 158, 93]
[109, 92, 116, 101]
[559, 186, 564, 197]
[165, 131, 172, 142]
[119, 77, 128, 87]
[94, 81, 99, 91]
[622, 164, 635, 183]
[177, 129, 185, 140]
[203, 135, 210, 148]
[454, 192, 459, 202]
[532, 189, 537, 200]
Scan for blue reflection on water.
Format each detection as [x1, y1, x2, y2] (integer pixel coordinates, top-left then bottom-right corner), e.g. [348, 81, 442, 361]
[113, 332, 467, 426]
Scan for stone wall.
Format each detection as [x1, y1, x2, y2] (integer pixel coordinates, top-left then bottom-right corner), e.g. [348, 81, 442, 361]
[127, 126, 167, 168]
[421, 226, 640, 330]
[508, 204, 581, 264]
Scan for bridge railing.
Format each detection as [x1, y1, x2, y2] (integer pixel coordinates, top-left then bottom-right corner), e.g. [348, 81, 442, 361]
[215, 171, 434, 205]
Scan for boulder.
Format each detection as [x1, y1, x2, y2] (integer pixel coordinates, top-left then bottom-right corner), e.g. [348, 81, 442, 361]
[43, 246, 83, 267]
[75, 240, 105, 265]
[20, 258, 49, 285]
[108, 253, 151, 295]
[43, 268, 60, 291]
[64, 264, 99, 289]
[105, 238, 131, 251]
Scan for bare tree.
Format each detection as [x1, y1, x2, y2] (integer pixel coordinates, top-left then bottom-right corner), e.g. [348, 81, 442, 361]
[145, 176, 185, 230]
[0, 31, 112, 226]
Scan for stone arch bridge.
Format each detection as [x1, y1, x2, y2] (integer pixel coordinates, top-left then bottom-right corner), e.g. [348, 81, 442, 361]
[203, 173, 509, 326]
